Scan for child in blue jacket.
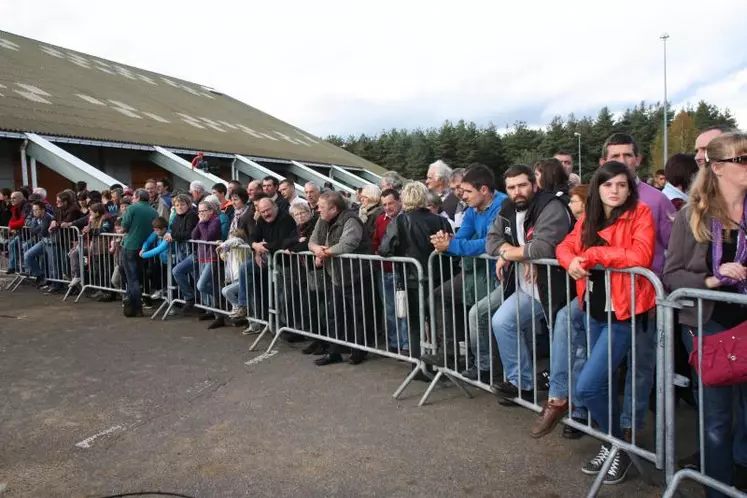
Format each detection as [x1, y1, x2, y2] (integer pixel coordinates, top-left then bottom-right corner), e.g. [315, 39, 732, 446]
[140, 216, 169, 299]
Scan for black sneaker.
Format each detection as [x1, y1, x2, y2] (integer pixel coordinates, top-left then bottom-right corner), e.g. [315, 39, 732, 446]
[603, 450, 631, 485]
[461, 365, 491, 383]
[582, 444, 611, 475]
[122, 298, 134, 318]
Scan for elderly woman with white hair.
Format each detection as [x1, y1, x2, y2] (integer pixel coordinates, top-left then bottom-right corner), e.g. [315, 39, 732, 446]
[379, 182, 453, 379]
[358, 184, 384, 251]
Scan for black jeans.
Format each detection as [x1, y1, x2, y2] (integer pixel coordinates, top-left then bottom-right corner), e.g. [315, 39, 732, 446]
[122, 249, 143, 311]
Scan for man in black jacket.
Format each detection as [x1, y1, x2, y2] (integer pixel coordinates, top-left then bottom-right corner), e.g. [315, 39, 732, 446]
[231, 199, 297, 322]
[484, 165, 574, 405]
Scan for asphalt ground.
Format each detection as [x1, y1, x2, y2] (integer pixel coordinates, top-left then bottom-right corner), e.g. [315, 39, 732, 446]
[0, 284, 701, 498]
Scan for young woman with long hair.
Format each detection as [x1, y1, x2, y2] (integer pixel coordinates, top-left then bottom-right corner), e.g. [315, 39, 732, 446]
[663, 132, 747, 497]
[555, 161, 656, 484]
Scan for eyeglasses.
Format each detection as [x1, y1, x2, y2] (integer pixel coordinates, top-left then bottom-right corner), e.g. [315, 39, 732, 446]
[714, 155, 747, 164]
[198, 209, 211, 214]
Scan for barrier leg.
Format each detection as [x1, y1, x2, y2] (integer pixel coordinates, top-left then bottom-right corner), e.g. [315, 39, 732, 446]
[74, 286, 87, 303]
[151, 300, 168, 320]
[417, 370, 444, 406]
[393, 363, 428, 400]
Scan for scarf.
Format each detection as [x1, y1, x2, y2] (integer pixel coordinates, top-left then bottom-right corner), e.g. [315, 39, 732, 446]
[712, 195, 747, 294]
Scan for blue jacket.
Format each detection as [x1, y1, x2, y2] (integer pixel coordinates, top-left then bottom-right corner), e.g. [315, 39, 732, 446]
[447, 191, 507, 257]
[140, 231, 169, 263]
[219, 212, 229, 240]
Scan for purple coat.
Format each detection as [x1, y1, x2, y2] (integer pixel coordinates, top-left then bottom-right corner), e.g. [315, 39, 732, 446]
[191, 214, 222, 262]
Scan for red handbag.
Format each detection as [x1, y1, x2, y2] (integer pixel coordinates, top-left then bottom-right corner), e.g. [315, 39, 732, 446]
[689, 320, 747, 387]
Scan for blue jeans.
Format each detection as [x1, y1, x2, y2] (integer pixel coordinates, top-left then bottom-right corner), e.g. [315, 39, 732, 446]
[469, 285, 503, 370]
[122, 249, 143, 311]
[238, 260, 264, 308]
[173, 254, 196, 301]
[548, 298, 589, 419]
[492, 290, 544, 390]
[379, 272, 408, 349]
[683, 321, 747, 497]
[24, 241, 46, 277]
[621, 316, 657, 430]
[222, 282, 240, 308]
[8, 235, 20, 270]
[575, 316, 637, 438]
[196, 262, 215, 307]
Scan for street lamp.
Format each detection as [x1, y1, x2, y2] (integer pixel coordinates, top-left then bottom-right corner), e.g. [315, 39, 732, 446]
[574, 132, 582, 179]
[661, 33, 670, 168]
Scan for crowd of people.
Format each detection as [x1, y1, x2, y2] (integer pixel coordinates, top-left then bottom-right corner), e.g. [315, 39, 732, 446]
[1, 127, 745, 496]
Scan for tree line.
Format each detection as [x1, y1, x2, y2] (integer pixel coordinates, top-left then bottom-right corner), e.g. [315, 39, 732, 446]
[325, 101, 738, 182]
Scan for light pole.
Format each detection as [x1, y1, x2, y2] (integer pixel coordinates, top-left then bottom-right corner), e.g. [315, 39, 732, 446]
[661, 33, 670, 168]
[574, 132, 582, 179]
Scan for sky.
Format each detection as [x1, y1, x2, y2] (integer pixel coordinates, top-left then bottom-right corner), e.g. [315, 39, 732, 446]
[2, 0, 746, 138]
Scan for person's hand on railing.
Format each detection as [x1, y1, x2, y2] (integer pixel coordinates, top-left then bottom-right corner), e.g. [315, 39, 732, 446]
[49, 220, 58, 231]
[254, 252, 265, 268]
[252, 241, 269, 255]
[567, 256, 589, 280]
[496, 256, 508, 282]
[523, 263, 537, 283]
[314, 256, 323, 268]
[430, 230, 451, 253]
[61, 222, 72, 229]
[163, 233, 173, 243]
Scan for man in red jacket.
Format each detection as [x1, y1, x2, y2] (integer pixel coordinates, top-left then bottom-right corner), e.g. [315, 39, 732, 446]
[6, 191, 28, 274]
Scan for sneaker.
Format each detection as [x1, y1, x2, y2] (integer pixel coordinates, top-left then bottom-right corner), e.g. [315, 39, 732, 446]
[230, 306, 247, 319]
[68, 277, 81, 288]
[150, 289, 164, 300]
[603, 450, 631, 485]
[241, 322, 264, 335]
[461, 365, 492, 383]
[582, 444, 611, 475]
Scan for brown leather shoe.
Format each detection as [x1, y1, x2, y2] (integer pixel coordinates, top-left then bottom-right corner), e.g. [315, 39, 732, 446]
[531, 398, 568, 438]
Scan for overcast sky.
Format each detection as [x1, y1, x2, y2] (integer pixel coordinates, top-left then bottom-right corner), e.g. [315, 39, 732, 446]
[2, 0, 746, 138]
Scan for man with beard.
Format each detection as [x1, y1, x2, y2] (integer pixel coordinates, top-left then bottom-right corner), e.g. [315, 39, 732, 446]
[485, 165, 574, 405]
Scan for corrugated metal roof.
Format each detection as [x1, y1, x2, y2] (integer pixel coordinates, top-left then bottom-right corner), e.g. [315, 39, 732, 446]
[0, 30, 383, 173]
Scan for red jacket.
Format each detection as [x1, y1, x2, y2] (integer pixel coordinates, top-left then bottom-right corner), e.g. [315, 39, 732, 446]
[373, 212, 395, 272]
[8, 203, 26, 231]
[556, 202, 656, 321]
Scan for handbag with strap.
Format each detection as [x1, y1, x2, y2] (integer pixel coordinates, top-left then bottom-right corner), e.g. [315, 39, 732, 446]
[689, 319, 747, 387]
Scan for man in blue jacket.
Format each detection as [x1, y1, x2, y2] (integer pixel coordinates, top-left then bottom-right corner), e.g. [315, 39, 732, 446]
[426, 164, 506, 367]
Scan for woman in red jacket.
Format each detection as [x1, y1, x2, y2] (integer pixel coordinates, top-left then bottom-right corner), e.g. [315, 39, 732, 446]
[555, 160, 656, 484]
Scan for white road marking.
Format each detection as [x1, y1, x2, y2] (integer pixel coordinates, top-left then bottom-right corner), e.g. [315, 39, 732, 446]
[75, 425, 124, 449]
[244, 350, 278, 366]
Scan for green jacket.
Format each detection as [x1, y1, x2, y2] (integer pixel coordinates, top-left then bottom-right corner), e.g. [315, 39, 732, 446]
[122, 201, 158, 251]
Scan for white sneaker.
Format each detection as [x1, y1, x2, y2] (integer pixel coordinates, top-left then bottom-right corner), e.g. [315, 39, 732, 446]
[68, 277, 81, 288]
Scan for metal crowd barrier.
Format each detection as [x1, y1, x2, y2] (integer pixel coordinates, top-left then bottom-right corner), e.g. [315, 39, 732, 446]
[4, 225, 82, 293]
[663, 288, 747, 498]
[0, 225, 10, 283]
[421, 253, 667, 495]
[163, 239, 240, 323]
[264, 250, 429, 398]
[66, 232, 123, 302]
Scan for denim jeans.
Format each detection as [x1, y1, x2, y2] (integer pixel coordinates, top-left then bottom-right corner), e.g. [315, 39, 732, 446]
[196, 262, 215, 307]
[379, 272, 408, 350]
[468, 285, 503, 370]
[122, 249, 143, 311]
[238, 260, 264, 309]
[221, 282, 240, 308]
[8, 235, 20, 270]
[491, 289, 544, 390]
[682, 321, 747, 497]
[68, 247, 83, 279]
[621, 316, 657, 430]
[173, 254, 196, 301]
[24, 241, 46, 277]
[575, 316, 637, 439]
[548, 298, 589, 419]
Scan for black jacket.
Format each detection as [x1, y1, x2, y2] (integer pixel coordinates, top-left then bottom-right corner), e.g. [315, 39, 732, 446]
[250, 210, 298, 252]
[170, 210, 199, 242]
[283, 213, 318, 253]
[379, 208, 453, 288]
[487, 191, 574, 323]
[442, 191, 460, 220]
